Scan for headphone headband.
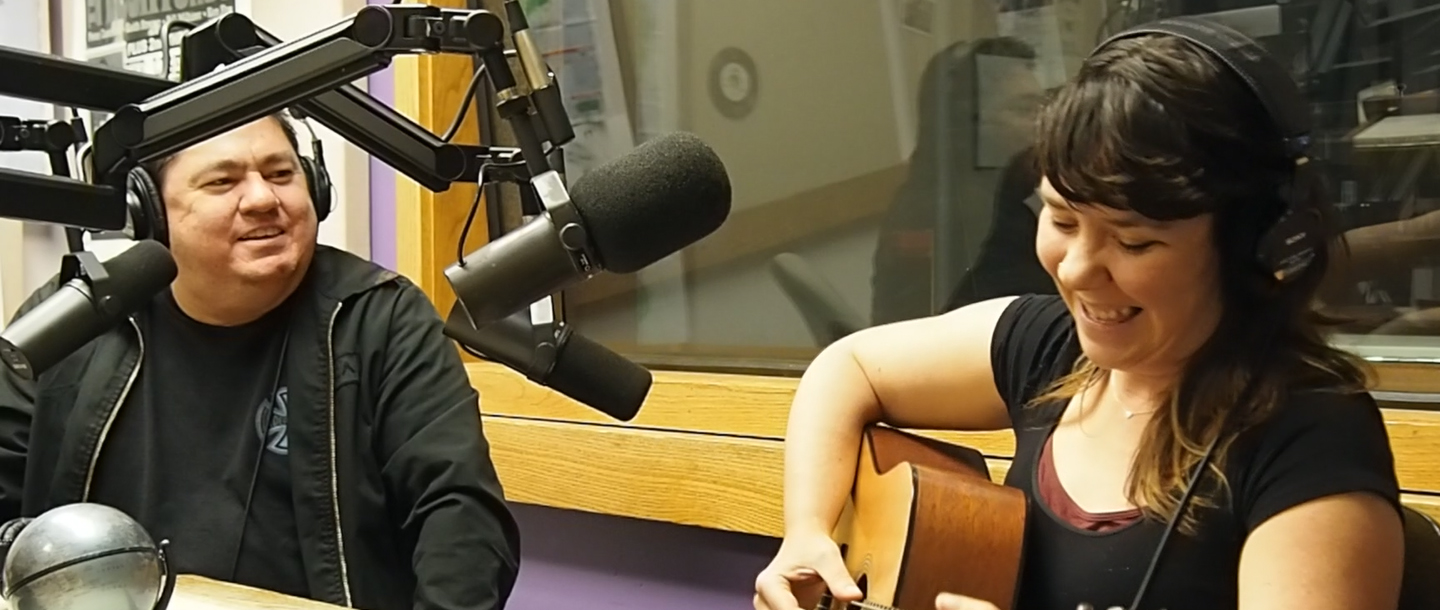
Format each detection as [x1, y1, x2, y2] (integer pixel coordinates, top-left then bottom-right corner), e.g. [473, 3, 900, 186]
[1096, 18, 1313, 161]
[1092, 16, 1321, 283]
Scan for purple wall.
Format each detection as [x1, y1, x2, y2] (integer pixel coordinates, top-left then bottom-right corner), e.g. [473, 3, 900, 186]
[360, 3, 779, 603]
[505, 505, 778, 610]
[366, 63, 397, 270]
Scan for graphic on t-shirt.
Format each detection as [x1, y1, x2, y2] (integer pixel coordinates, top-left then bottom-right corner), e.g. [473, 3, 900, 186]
[255, 386, 289, 456]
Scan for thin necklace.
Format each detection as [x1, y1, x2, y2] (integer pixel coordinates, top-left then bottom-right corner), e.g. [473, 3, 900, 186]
[1080, 374, 1158, 424]
[1123, 406, 1158, 419]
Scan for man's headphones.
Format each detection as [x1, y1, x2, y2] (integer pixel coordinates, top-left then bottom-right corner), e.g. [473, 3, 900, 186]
[125, 112, 333, 247]
[1094, 17, 1322, 284]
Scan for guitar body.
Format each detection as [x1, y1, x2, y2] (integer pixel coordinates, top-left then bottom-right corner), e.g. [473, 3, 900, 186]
[824, 425, 1028, 610]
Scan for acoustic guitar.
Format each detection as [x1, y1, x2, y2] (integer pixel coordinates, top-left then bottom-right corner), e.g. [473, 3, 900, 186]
[816, 425, 1029, 610]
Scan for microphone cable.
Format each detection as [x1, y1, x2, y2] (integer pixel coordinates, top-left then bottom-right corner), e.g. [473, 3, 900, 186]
[1125, 374, 1262, 610]
[1125, 432, 1218, 610]
[229, 326, 291, 582]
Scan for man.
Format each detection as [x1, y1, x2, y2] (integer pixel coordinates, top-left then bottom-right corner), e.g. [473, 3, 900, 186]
[0, 113, 520, 610]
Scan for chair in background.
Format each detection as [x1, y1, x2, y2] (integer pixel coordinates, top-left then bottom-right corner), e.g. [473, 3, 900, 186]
[768, 253, 867, 347]
[1400, 504, 1440, 610]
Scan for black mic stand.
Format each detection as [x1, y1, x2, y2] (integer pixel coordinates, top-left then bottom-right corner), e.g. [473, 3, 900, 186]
[0, 115, 91, 251]
[0, 2, 649, 415]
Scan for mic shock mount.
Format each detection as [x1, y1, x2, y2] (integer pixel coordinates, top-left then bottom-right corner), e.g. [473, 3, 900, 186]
[0, 112, 122, 233]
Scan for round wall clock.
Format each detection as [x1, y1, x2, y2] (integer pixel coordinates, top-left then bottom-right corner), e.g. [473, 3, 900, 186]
[708, 47, 758, 120]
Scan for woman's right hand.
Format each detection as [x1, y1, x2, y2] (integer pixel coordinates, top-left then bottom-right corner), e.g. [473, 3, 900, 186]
[753, 532, 862, 610]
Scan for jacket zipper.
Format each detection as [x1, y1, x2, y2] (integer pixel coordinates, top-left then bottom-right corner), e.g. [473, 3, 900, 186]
[327, 302, 353, 607]
[75, 310, 354, 606]
[81, 318, 145, 500]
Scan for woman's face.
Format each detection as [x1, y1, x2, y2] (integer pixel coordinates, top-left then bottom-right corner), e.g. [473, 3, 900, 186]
[1035, 177, 1225, 378]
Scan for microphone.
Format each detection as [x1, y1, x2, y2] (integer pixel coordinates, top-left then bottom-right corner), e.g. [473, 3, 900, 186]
[0, 241, 177, 380]
[444, 130, 732, 330]
[443, 302, 652, 421]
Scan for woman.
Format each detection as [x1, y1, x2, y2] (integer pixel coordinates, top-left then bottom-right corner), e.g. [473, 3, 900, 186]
[753, 20, 1406, 610]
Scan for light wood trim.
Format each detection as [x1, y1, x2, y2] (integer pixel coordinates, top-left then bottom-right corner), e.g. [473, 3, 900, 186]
[1374, 361, 1440, 395]
[469, 361, 1440, 464]
[391, 0, 490, 313]
[481, 416, 1440, 537]
[172, 575, 340, 609]
[470, 362, 1017, 455]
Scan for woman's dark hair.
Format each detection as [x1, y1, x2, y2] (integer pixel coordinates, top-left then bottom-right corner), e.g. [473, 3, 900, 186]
[1029, 32, 1370, 533]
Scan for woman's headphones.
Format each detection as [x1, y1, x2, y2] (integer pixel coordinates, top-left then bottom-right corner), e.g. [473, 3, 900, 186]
[1094, 17, 1322, 284]
[124, 113, 333, 247]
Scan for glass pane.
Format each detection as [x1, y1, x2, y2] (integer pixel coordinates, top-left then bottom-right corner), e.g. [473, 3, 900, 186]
[521, 0, 1440, 373]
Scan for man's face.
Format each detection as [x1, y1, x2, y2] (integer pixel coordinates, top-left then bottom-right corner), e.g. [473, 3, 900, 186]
[159, 117, 317, 287]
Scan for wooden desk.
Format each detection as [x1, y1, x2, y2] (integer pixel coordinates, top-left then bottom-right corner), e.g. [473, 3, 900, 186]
[170, 575, 342, 610]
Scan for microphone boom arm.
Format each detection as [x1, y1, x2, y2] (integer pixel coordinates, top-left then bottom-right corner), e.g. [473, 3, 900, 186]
[178, 12, 520, 192]
[0, 46, 172, 112]
[0, 3, 545, 232]
[89, 4, 524, 194]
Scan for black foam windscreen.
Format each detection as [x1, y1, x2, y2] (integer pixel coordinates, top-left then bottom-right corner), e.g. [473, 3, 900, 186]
[0, 241, 177, 379]
[100, 241, 179, 306]
[544, 329, 652, 421]
[567, 131, 732, 274]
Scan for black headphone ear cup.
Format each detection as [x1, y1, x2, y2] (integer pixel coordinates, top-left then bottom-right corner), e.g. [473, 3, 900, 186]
[126, 167, 167, 246]
[299, 156, 332, 223]
[1256, 203, 1321, 283]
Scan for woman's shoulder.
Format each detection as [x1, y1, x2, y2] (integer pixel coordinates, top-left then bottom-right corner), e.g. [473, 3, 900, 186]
[1226, 388, 1401, 532]
[1237, 388, 1390, 453]
[992, 293, 1075, 353]
[989, 294, 1080, 416]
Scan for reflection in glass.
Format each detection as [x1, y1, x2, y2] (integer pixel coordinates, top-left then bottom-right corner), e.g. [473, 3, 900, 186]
[524, 0, 1440, 373]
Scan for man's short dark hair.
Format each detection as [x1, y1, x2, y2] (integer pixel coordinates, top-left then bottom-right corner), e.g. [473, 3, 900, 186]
[139, 111, 303, 184]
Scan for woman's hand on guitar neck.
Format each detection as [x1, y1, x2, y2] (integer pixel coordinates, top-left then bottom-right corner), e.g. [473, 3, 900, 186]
[754, 533, 859, 610]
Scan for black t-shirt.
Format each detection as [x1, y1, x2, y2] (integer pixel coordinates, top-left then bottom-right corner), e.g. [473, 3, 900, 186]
[990, 294, 1402, 610]
[89, 289, 309, 598]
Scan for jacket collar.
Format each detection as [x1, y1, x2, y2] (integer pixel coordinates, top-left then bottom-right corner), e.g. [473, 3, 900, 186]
[303, 245, 400, 306]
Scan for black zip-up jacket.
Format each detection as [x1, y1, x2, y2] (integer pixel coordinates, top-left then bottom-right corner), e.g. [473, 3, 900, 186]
[0, 246, 520, 610]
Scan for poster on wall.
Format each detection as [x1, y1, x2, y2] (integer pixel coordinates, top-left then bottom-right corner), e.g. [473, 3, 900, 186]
[85, 0, 237, 82]
[121, 0, 237, 81]
[84, 0, 126, 128]
[520, 0, 633, 185]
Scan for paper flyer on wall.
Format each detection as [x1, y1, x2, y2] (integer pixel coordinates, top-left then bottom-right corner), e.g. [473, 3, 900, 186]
[517, 0, 634, 185]
[86, 0, 237, 83]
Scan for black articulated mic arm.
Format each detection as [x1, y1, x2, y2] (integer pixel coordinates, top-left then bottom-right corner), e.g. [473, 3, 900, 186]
[88, 3, 521, 197]
[176, 12, 524, 192]
[0, 48, 175, 231]
[0, 3, 528, 233]
[0, 46, 173, 112]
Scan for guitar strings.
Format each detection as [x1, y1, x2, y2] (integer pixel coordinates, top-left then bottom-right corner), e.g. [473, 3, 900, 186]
[814, 592, 903, 610]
